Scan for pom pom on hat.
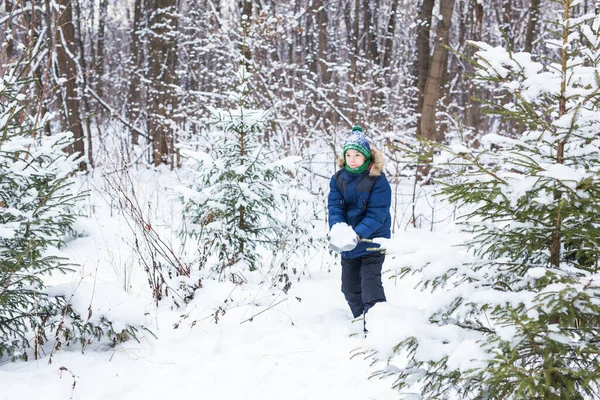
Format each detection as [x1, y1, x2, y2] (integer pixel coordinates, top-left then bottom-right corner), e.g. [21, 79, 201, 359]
[343, 125, 371, 160]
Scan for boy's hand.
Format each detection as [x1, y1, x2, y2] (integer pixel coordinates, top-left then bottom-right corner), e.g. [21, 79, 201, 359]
[329, 237, 358, 253]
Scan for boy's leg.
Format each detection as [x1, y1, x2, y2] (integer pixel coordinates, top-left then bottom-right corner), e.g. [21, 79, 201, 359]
[341, 256, 364, 318]
[361, 253, 386, 313]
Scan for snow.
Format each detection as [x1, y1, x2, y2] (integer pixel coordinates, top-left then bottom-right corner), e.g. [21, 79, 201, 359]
[0, 149, 495, 400]
[9, 21, 600, 392]
[0, 223, 16, 239]
[2, 167, 431, 400]
[445, 339, 491, 371]
[2, 139, 594, 398]
[328, 222, 358, 251]
[269, 155, 302, 171]
[1, 273, 398, 400]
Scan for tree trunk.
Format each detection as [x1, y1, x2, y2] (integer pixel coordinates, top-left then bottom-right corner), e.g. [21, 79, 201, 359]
[315, 0, 329, 85]
[348, 0, 361, 122]
[551, 0, 570, 268]
[240, 0, 252, 64]
[475, 0, 483, 33]
[305, 0, 330, 136]
[363, 0, 379, 63]
[351, 0, 360, 74]
[55, 0, 86, 171]
[464, 0, 482, 138]
[502, 0, 514, 48]
[127, 0, 144, 145]
[73, 0, 94, 168]
[96, 0, 108, 99]
[37, 0, 53, 137]
[4, 0, 15, 58]
[416, 0, 434, 137]
[381, 0, 398, 73]
[525, 0, 541, 53]
[147, 0, 178, 166]
[420, 0, 455, 144]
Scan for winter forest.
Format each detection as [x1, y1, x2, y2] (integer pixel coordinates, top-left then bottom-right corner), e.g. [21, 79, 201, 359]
[3, 0, 600, 399]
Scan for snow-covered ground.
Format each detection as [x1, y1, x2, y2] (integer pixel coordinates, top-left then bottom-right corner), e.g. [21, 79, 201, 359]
[0, 166, 454, 400]
[1, 274, 403, 400]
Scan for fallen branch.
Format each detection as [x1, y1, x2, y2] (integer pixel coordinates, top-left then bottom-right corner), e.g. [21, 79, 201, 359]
[240, 298, 287, 324]
[86, 87, 150, 141]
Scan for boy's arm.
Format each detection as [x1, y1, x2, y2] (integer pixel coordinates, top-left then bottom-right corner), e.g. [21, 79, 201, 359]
[327, 175, 346, 229]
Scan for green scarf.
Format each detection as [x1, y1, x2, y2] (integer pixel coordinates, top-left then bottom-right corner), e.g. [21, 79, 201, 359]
[345, 162, 371, 174]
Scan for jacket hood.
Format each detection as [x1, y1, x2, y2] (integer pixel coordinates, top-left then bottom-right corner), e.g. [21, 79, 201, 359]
[337, 145, 383, 177]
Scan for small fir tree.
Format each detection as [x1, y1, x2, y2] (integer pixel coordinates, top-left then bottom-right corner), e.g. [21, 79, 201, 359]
[180, 66, 316, 286]
[386, 2, 600, 399]
[0, 67, 79, 358]
[0, 66, 141, 360]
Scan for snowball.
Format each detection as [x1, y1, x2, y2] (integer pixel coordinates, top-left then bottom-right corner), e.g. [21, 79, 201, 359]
[329, 222, 356, 250]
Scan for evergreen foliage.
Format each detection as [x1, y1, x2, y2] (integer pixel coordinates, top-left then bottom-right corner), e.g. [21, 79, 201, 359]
[387, 2, 600, 398]
[0, 67, 141, 361]
[0, 68, 74, 358]
[180, 66, 318, 287]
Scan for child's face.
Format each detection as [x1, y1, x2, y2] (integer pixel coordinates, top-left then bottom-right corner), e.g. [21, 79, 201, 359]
[345, 150, 367, 169]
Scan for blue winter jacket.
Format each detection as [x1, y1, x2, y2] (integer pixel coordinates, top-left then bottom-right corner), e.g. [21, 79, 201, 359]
[327, 157, 392, 259]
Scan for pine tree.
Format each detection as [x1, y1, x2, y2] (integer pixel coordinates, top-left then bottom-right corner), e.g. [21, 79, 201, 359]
[180, 66, 317, 287]
[387, 1, 600, 398]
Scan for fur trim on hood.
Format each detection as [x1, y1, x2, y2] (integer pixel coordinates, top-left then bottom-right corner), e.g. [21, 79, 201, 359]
[337, 145, 383, 177]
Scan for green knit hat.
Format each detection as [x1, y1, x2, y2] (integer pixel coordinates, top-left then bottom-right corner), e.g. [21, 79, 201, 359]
[343, 126, 371, 161]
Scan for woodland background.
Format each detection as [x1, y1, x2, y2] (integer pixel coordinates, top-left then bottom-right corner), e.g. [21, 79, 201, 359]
[3, 0, 591, 171]
[4, 1, 600, 399]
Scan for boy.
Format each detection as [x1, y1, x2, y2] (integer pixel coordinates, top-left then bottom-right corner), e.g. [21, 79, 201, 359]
[327, 126, 392, 322]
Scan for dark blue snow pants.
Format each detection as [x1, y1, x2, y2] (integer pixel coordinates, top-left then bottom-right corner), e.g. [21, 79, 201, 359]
[341, 253, 386, 318]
